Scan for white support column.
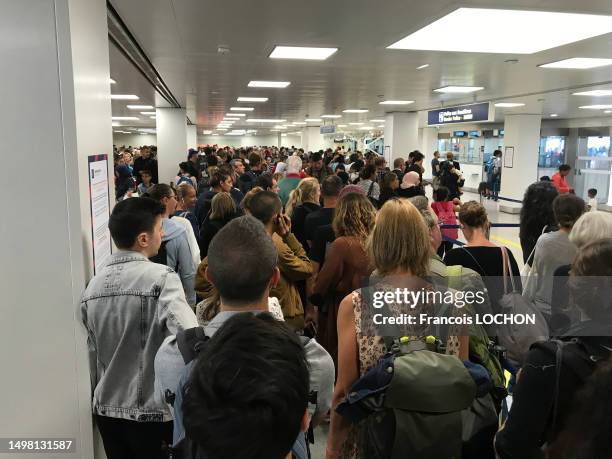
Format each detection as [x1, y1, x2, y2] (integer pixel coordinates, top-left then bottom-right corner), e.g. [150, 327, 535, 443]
[277, 132, 283, 147]
[303, 126, 328, 152]
[2, 0, 113, 457]
[383, 112, 419, 166]
[500, 114, 542, 202]
[186, 124, 197, 150]
[157, 108, 187, 184]
[421, 126, 439, 180]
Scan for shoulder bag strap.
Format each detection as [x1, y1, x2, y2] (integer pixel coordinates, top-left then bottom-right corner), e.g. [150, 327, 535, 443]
[460, 247, 488, 277]
[367, 180, 375, 197]
[501, 247, 517, 293]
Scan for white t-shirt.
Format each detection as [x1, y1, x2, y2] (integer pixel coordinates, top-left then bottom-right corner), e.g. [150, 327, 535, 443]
[588, 197, 598, 211]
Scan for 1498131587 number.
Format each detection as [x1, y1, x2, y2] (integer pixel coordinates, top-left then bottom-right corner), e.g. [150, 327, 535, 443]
[3, 439, 75, 453]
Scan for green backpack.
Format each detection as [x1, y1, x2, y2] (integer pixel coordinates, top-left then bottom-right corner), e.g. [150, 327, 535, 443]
[337, 338, 476, 459]
[446, 265, 507, 397]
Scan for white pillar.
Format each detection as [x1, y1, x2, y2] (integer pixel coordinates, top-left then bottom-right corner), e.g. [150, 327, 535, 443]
[1, 0, 113, 457]
[303, 126, 328, 152]
[384, 112, 419, 166]
[186, 124, 197, 150]
[421, 126, 439, 180]
[277, 132, 283, 147]
[157, 108, 187, 184]
[500, 114, 542, 201]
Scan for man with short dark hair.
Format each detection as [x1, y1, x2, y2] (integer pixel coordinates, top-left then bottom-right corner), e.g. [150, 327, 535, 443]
[306, 151, 333, 183]
[236, 153, 264, 194]
[431, 151, 441, 189]
[551, 164, 573, 194]
[81, 198, 197, 459]
[133, 146, 159, 184]
[393, 157, 405, 182]
[155, 217, 333, 458]
[183, 314, 310, 459]
[304, 175, 343, 246]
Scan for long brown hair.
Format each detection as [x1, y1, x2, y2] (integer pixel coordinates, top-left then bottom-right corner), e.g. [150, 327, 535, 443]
[332, 193, 376, 244]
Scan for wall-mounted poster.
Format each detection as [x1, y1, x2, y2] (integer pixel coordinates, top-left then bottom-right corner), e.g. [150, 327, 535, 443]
[88, 154, 112, 273]
[504, 146, 514, 168]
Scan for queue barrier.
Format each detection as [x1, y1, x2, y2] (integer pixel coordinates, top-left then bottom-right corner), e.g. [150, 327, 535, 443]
[440, 222, 520, 246]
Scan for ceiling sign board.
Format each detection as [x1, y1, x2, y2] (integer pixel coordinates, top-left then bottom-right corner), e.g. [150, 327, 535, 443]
[320, 125, 336, 134]
[428, 102, 492, 126]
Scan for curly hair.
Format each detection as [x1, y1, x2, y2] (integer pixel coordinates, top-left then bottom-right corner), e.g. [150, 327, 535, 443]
[520, 181, 558, 243]
[333, 192, 376, 244]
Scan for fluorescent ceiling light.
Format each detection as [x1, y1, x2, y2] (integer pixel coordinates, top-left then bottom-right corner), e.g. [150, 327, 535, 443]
[387, 8, 612, 54]
[579, 105, 612, 109]
[416, 64, 429, 70]
[203, 130, 213, 134]
[226, 113, 246, 117]
[217, 128, 228, 131]
[230, 107, 255, 111]
[370, 119, 385, 122]
[494, 103, 526, 107]
[605, 110, 612, 114]
[337, 124, 347, 127]
[343, 109, 369, 113]
[270, 129, 281, 132]
[247, 118, 286, 123]
[434, 86, 484, 93]
[110, 78, 116, 84]
[274, 125, 287, 129]
[321, 114, 342, 118]
[112, 116, 139, 120]
[140, 111, 156, 115]
[379, 100, 414, 105]
[269, 46, 338, 60]
[149, 116, 156, 119]
[248, 81, 291, 88]
[292, 122, 307, 125]
[539, 58, 612, 69]
[223, 117, 240, 120]
[550, 114, 559, 117]
[237, 97, 269, 102]
[127, 105, 154, 110]
[359, 126, 374, 130]
[111, 94, 139, 100]
[305, 118, 322, 122]
[572, 90, 612, 96]
[349, 122, 364, 125]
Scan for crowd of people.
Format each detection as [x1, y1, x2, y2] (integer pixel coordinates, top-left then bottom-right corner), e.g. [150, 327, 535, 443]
[80, 144, 612, 459]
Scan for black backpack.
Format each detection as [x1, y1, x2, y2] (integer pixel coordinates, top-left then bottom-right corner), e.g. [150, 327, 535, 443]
[149, 241, 179, 271]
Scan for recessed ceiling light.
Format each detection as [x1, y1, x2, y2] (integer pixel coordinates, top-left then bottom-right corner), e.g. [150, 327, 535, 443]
[605, 110, 612, 114]
[226, 113, 246, 117]
[416, 64, 430, 70]
[111, 94, 139, 100]
[127, 105, 154, 110]
[292, 122, 307, 125]
[111, 116, 139, 120]
[230, 107, 255, 111]
[321, 114, 342, 118]
[217, 128, 228, 131]
[248, 81, 291, 88]
[579, 105, 612, 109]
[109, 78, 116, 84]
[140, 111, 156, 115]
[370, 119, 385, 122]
[247, 118, 286, 123]
[237, 97, 269, 102]
[434, 86, 484, 93]
[550, 114, 559, 117]
[379, 100, 414, 105]
[572, 90, 612, 96]
[578, 104, 612, 110]
[203, 130, 213, 134]
[305, 118, 322, 122]
[269, 46, 338, 60]
[349, 122, 365, 125]
[342, 109, 369, 113]
[494, 103, 526, 107]
[223, 117, 240, 120]
[270, 129, 281, 132]
[274, 125, 287, 129]
[388, 8, 612, 54]
[149, 116, 156, 119]
[337, 124, 347, 127]
[539, 58, 612, 69]
[359, 126, 374, 130]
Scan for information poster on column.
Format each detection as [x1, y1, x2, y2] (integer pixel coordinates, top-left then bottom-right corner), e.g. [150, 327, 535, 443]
[88, 154, 112, 274]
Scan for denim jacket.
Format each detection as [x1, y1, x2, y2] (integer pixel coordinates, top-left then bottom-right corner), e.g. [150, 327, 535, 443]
[80, 251, 198, 422]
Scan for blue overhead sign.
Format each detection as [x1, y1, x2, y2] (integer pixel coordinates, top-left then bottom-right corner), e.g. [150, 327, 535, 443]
[428, 102, 491, 126]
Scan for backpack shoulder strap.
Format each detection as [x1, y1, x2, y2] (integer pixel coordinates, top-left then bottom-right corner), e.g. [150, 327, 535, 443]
[176, 327, 209, 364]
[367, 180, 375, 197]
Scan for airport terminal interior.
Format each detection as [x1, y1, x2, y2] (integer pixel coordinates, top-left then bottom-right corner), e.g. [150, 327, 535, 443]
[4, 0, 612, 458]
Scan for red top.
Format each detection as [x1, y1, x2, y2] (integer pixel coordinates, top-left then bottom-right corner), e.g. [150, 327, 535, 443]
[431, 201, 459, 240]
[551, 172, 570, 193]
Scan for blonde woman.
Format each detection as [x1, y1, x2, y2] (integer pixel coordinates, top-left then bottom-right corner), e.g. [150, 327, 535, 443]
[286, 177, 321, 252]
[326, 199, 462, 458]
[311, 193, 376, 364]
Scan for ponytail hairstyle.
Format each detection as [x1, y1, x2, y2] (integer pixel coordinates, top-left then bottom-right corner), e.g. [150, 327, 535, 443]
[285, 177, 319, 218]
